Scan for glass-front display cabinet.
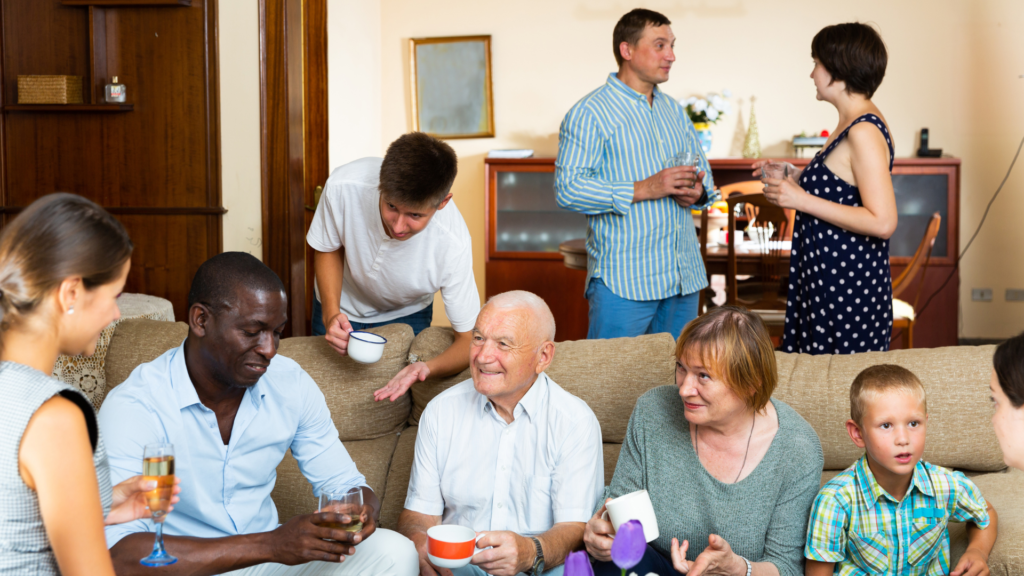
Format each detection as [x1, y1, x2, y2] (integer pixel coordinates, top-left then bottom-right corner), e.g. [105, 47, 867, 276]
[485, 158, 589, 341]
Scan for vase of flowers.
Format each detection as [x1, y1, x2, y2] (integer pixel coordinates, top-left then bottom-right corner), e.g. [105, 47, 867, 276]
[681, 90, 732, 154]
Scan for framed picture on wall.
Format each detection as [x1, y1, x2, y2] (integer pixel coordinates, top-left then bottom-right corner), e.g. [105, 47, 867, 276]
[409, 35, 494, 139]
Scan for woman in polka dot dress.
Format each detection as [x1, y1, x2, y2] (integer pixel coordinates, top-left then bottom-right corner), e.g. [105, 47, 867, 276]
[757, 23, 898, 354]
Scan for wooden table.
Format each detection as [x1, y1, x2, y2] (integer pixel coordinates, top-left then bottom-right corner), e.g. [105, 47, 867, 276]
[559, 238, 792, 277]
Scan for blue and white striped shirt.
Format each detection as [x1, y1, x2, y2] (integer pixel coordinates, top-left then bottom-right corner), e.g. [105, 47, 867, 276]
[555, 73, 714, 302]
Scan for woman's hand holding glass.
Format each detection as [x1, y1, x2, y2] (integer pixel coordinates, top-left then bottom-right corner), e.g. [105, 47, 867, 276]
[104, 475, 182, 526]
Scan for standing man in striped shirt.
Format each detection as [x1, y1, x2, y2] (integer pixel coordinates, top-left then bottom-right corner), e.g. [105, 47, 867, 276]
[556, 8, 715, 340]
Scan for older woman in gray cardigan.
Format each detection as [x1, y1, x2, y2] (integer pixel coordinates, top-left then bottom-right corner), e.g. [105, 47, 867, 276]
[586, 306, 824, 576]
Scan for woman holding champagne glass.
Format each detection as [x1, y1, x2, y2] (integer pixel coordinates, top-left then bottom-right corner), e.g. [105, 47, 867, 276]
[0, 193, 180, 575]
[754, 22, 898, 355]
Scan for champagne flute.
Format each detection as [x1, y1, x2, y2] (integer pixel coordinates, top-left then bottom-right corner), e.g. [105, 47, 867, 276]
[140, 443, 177, 567]
[316, 487, 364, 534]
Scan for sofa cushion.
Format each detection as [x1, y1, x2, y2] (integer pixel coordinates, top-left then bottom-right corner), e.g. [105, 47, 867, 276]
[948, 468, 1024, 574]
[278, 323, 414, 441]
[775, 346, 1003, 472]
[272, 433, 401, 523]
[104, 319, 190, 396]
[380, 427, 418, 531]
[407, 327, 677, 443]
[408, 328, 470, 425]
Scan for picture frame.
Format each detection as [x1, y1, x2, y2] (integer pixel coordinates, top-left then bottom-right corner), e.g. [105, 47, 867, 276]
[409, 35, 494, 139]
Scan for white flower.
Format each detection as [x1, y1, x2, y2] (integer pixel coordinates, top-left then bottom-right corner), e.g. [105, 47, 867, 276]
[710, 95, 725, 111]
[684, 96, 698, 106]
[706, 107, 719, 121]
[723, 88, 733, 97]
[692, 99, 708, 112]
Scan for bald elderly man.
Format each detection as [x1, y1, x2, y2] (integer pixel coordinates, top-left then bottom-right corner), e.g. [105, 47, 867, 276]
[397, 291, 603, 576]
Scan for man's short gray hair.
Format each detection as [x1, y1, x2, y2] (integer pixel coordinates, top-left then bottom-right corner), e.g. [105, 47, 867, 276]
[483, 290, 556, 342]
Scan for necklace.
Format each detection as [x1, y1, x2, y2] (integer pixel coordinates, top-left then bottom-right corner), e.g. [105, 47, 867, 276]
[695, 414, 756, 484]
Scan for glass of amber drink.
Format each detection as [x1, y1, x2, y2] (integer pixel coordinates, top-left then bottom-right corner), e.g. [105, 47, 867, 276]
[317, 487, 364, 535]
[140, 443, 177, 566]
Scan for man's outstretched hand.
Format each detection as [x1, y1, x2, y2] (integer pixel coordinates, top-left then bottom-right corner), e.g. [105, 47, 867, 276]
[374, 361, 431, 402]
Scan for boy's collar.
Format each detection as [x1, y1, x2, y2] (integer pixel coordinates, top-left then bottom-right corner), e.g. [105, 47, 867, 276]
[856, 455, 935, 502]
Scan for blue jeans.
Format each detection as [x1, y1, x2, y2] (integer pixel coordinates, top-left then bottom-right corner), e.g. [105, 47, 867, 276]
[452, 564, 564, 576]
[311, 296, 433, 336]
[592, 544, 683, 576]
[586, 278, 699, 340]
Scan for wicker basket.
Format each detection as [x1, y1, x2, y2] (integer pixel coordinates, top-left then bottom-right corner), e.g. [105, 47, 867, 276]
[17, 75, 84, 104]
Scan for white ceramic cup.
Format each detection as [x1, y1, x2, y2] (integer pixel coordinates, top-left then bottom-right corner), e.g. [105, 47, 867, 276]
[602, 489, 660, 542]
[426, 525, 485, 569]
[347, 331, 387, 364]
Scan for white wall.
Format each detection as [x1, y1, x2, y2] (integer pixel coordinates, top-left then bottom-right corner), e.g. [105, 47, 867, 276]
[327, 0, 384, 169]
[218, 0, 264, 259]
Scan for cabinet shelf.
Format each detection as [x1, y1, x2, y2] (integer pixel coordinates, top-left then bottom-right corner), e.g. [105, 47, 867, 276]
[4, 104, 133, 113]
[61, 0, 190, 6]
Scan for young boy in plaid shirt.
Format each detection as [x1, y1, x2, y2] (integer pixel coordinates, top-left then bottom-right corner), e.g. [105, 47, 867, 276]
[804, 365, 998, 576]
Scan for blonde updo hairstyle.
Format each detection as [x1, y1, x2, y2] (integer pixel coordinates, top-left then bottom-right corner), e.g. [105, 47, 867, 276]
[0, 193, 133, 334]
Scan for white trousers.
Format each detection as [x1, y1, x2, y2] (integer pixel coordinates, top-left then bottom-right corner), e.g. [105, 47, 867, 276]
[220, 528, 419, 576]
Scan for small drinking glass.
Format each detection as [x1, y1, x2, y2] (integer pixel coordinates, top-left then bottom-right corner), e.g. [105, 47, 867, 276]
[317, 487, 364, 534]
[760, 162, 791, 180]
[140, 443, 177, 566]
[665, 150, 699, 168]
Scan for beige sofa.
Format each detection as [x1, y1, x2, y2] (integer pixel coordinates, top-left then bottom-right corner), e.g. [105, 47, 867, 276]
[96, 319, 1023, 574]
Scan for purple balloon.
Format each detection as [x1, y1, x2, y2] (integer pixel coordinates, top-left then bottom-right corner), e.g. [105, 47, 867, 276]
[564, 550, 594, 576]
[610, 519, 646, 570]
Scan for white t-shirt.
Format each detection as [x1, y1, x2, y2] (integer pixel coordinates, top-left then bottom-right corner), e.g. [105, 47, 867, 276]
[306, 157, 480, 332]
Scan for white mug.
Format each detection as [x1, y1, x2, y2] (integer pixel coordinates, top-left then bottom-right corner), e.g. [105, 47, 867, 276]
[347, 331, 387, 364]
[602, 489, 659, 542]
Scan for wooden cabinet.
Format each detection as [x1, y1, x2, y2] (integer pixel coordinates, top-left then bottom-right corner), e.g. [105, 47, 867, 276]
[485, 157, 961, 348]
[0, 0, 221, 321]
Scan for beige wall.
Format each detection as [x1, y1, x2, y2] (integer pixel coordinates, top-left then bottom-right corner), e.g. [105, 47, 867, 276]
[218, 0, 264, 259]
[295, 0, 1024, 337]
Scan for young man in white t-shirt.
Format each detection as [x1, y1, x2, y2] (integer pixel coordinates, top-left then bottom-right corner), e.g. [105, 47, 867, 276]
[307, 133, 480, 401]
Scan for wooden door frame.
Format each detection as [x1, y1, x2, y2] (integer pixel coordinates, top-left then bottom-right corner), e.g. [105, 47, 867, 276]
[258, 0, 327, 336]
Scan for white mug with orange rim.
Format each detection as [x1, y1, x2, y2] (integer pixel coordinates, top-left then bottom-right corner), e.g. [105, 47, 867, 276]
[426, 525, 485, 569]
[601, 489, 660, 542]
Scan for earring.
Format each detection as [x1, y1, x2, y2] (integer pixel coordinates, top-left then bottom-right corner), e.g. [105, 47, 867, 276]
[67, 306, 75, 315]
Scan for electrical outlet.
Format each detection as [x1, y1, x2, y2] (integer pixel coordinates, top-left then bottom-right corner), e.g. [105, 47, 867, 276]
[1007, 289, 1024, 302]
[972, 288, 993, 302]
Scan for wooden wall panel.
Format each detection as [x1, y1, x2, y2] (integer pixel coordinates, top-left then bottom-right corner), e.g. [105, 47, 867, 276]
[0, 0, 221, 319]
[260, 0, 326, 336]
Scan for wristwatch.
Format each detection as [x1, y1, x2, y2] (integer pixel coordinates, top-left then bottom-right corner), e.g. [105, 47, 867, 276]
[529, 536, 545, 575]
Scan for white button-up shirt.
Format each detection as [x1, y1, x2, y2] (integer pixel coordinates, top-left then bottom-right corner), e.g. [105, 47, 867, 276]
[405, 373, 603, 536]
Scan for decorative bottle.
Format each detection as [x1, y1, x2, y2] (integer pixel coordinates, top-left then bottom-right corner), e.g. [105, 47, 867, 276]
[105, 76, 126, 103]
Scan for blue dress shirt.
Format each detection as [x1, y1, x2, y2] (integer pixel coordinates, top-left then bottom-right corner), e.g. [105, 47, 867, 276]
[556, 73, 715, 302]
[98, 343, 367, 548]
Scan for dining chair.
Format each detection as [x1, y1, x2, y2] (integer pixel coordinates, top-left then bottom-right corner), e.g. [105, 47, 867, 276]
[890, 212, 942, 349]
[723, 193, 790, 336]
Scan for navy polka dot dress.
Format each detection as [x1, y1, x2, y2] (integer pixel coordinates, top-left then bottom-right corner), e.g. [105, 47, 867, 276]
[782, 114, 895, 355]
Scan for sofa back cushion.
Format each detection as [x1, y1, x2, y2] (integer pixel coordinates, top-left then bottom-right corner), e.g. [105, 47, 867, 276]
[774, 345, 1004, 472]
[408, 327, 677, 443]
[278, 323, 414, 441]
[104, 319, 190, 393]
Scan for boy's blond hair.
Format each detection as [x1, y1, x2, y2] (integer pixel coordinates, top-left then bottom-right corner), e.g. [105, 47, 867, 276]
[850, 364, 927, 425]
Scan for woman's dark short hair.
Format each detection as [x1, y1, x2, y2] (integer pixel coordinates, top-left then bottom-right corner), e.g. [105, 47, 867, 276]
[811, 22, 887, 98]
[612, 8, 671, 67]
[994, 332, 1024, 408]
[0, 193, 133, 332]
[379, 132, 458, 208]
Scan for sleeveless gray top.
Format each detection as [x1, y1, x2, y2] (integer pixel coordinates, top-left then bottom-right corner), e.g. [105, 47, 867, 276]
[0, 361, 112, 575]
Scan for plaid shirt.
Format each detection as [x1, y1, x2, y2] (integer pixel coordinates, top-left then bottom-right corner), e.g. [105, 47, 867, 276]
[805, 456, 989, 575]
